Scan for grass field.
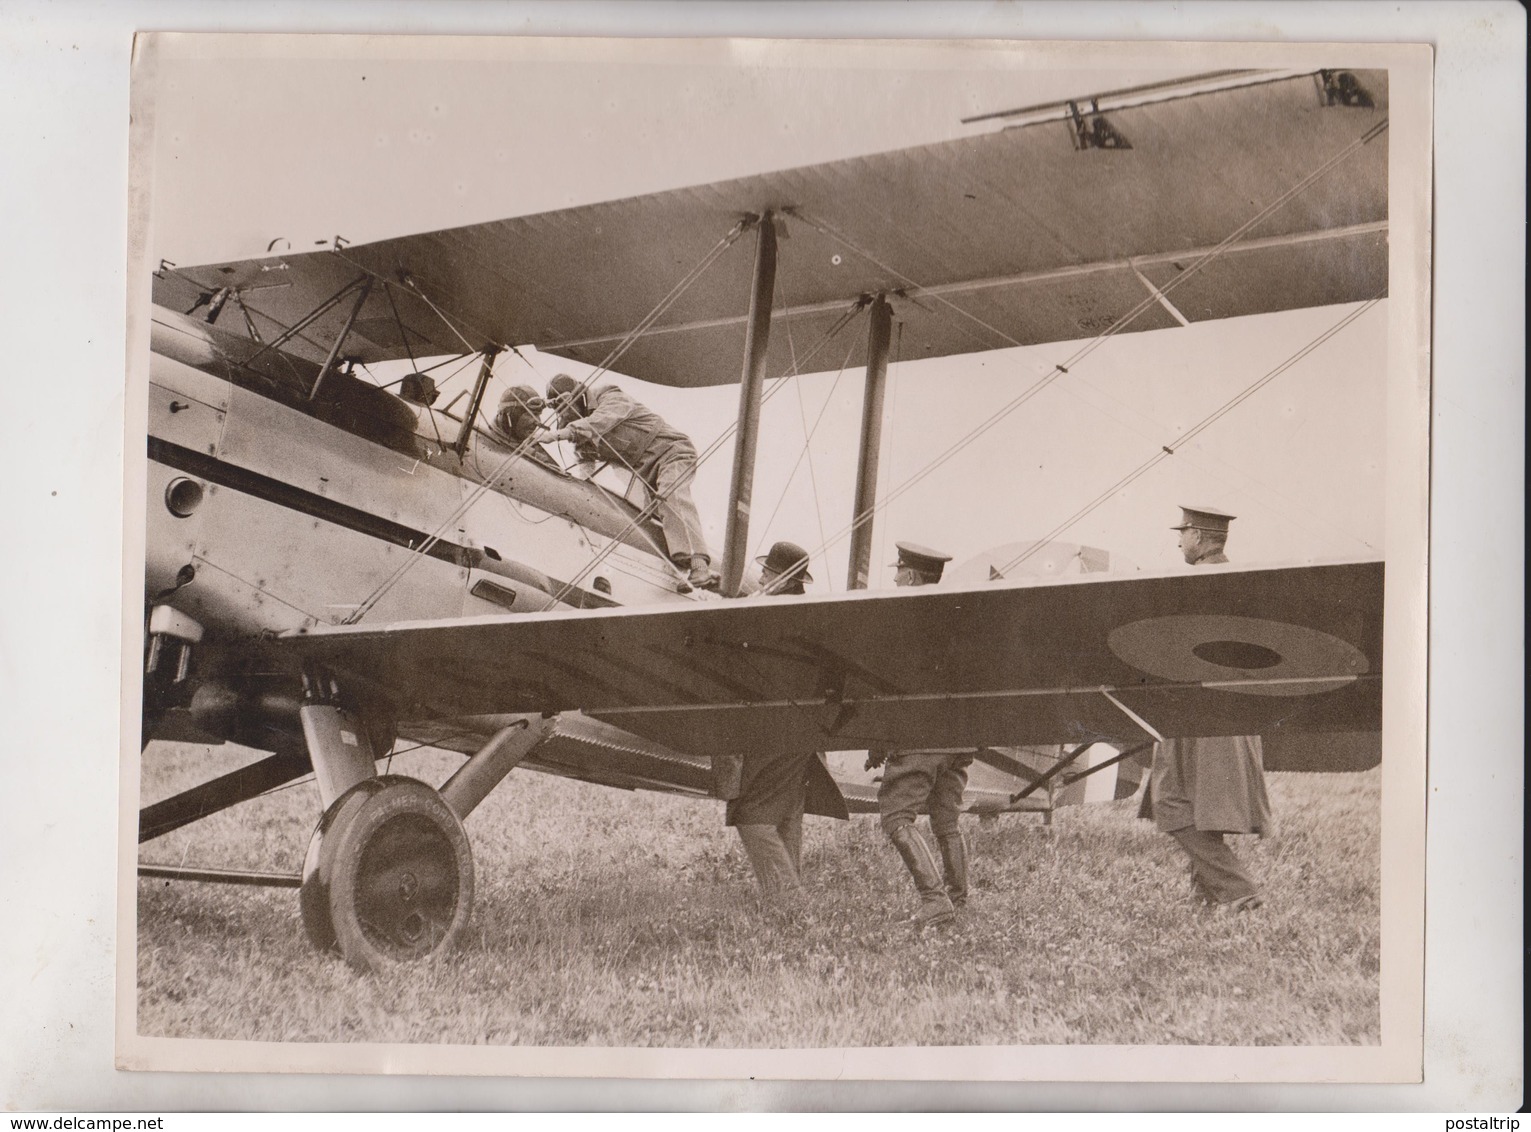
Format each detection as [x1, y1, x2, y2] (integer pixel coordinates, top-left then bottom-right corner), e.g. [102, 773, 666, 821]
[136, 743, 1380, 1047]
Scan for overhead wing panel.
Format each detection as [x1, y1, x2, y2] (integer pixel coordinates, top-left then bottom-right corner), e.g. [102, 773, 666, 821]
[157, 70, 1388, 381]
[280, 560, 1383, 769]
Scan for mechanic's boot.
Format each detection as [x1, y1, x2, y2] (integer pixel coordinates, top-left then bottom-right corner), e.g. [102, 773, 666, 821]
[935, 829, 969, 914]
[688, 555, 720, 591]
[888, 825, 955, 928]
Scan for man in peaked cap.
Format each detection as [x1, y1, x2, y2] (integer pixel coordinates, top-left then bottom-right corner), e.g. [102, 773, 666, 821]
[538, 373, 717, 591]
[890, 541, 952, 587]
[1171, 505, 1237, 566]
[718, 541, 846, 901]
[868, 540, 972, 928]
[1140, 504, 1272, 913]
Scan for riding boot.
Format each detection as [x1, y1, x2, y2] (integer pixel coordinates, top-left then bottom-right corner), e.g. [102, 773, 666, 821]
[888, 825, 955, 927]
[935, 830, 969, 912]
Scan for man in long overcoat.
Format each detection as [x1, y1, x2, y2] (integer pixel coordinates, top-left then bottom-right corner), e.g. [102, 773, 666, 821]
[719, 541, 847, 898]
[1139, 506, 1272, 911]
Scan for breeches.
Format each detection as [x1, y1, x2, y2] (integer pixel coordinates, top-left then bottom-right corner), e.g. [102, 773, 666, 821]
[878, 751, 972, 836]
[648, 453, 710, 562]
[1168, 827, 1259, 904]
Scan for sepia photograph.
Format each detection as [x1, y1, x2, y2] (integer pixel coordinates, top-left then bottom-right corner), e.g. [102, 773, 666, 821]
[118, 33, 1433, 1081]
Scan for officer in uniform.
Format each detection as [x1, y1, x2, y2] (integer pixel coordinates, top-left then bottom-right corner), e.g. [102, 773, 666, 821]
[721, 542, 838, 899]
[1140, 506, 1272, 912]
[868, 542, 971, 927]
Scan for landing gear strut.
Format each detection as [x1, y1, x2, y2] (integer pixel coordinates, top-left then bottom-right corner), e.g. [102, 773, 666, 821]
[294, 684, 474, 972]
[301, 776, 474, 972]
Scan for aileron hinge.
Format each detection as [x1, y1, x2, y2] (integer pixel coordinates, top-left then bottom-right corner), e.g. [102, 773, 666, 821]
[1067, 99, 1131, 151]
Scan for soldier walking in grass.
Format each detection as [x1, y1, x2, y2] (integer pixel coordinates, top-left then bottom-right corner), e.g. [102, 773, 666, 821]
[1138, 506, 1272, 913]
[717, 542, 847, 900]
[867, 542, 972, 928]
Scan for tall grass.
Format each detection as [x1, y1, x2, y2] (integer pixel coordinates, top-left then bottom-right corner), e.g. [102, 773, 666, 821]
[136, 744, 1379, 1047]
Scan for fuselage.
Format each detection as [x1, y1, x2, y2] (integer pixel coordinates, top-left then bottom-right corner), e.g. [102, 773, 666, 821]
[146, 305, 696, 639]
[142, 305, 700, 755]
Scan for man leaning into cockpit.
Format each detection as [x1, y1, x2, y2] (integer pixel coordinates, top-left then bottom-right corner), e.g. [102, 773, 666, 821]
[537, 373, 718, 591]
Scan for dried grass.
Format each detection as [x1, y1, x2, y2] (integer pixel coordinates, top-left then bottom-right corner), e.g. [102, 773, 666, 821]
[136, 744, 1379, 1047]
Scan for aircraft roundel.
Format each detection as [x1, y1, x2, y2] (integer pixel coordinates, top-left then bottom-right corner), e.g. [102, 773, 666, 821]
[1106, 615, 1369, 697]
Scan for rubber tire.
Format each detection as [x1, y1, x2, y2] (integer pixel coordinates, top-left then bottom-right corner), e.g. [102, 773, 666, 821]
[323, 776, 474, 973]
[299, 778, 388, 953]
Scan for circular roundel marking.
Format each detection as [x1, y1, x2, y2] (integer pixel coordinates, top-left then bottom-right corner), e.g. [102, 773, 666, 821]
[1192, 640, 1283, 669]
[1107, 614, 1369, 697]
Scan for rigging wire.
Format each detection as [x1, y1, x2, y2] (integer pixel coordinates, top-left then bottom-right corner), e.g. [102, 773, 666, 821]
[383, 280, 421, 375]
[798, 351, 835, 592]
[492, 219, 761, 574]
[529, 218, 753, 416]
[752, 335, 859, 571]
[543, 297, 871, 606]
[791, 117, 1389, 571]
[340, 219, 753, 622]
[790, 118, 1387, 363]
[747, 261, 837, 580]
[1033, 317, 1386, 558]
[995, 293, 1386, 575]
[416, 350, 476, 376]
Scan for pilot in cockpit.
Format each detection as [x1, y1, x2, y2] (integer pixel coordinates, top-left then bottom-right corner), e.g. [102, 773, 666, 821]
[488, 385, 560, 469]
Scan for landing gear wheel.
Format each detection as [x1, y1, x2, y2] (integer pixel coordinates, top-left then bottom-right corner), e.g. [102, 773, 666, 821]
[298, 776, 474, 972]
[299, 778, 381, 952]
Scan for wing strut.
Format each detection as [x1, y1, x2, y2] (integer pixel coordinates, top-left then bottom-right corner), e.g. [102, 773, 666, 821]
[846, 293, 894, 589]
[1009, 741, 1095, 802]
[308, 277, 373, 402]
[453, 346, 500, 458]
[720, 214, 779, 596]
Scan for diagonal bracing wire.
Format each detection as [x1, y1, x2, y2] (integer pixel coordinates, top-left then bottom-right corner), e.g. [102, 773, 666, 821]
[790, 118, 1389, 571]
[996, 292, 1386, 575]
[340, 220, 754, 622]
[542, 298, 872, 606]
[751, 336, 860, 573]
[344, 113, 1387, 619]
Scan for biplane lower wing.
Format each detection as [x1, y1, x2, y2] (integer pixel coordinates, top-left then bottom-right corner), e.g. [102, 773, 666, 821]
[282, 560, 1383, 772]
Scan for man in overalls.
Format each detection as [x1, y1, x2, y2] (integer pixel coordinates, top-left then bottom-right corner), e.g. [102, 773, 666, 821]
[539, 373, 717, 591]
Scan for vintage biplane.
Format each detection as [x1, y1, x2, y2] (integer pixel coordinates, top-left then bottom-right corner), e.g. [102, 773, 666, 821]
[137, 68, 1388, 970]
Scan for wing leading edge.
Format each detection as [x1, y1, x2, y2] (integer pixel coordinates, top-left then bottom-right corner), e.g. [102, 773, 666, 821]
[280, 560, 1384, 770]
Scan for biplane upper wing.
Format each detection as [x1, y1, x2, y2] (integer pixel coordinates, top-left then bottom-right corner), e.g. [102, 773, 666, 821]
[279, 560, 1383, 771]
[154, 69, 1387, 384]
